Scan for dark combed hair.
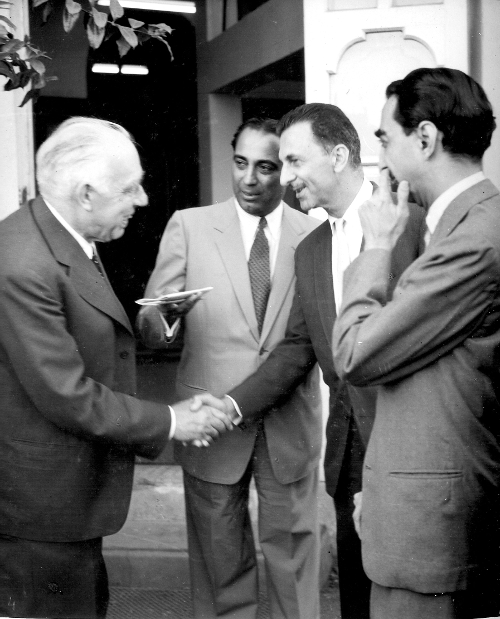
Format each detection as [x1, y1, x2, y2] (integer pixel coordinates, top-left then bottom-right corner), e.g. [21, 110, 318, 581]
[387, 67, 496, 162]
[231, 117, 279, 150]
[276, 103, 362, 168]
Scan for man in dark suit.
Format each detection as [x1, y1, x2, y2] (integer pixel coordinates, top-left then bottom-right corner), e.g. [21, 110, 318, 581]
[201, 103, 424, 619]
[0, 117, 231, 619]
[333, 68, 500, 619]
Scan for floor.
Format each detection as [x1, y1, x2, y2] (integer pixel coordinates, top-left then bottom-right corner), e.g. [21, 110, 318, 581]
[108, 576, 341, 618]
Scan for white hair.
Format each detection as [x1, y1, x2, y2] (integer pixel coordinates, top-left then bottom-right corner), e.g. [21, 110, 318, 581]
[36, 117, 135, 202]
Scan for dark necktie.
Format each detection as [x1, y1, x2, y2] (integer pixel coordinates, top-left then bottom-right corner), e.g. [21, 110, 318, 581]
[248, 217, 270, 334]
[91, 247, 105, 278]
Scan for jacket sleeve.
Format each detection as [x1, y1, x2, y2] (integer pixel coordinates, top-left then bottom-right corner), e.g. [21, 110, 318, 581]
[137, 210, 187, 348]
[332, 222, 500, 387]
[228, 258, 317, 423]
[0, 263, 171, 459]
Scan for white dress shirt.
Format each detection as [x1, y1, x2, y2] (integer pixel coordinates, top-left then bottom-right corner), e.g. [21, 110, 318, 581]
[424, 171, 486, 246]
[328, 178, 373, 312]
[234, 198, 284, 279]
[45, 198, 177, 439]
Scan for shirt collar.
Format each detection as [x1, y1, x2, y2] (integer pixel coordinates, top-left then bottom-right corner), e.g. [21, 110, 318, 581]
[426, 171, 486, 235]
[328, 177, 373, 232]
[44, 199, 95, 259]
[234, 197, 284, 240]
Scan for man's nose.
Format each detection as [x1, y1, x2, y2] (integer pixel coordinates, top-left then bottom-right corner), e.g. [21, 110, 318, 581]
[243, 166, 257, 185]
[280, 163, 293, 187]
[134, 185, 148, 207]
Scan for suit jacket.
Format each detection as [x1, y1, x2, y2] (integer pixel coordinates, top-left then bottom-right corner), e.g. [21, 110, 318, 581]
[230, 198, 424, 497]
[0, 197, 170, 543]
[333, 179, 500, 593]
[139, 199, 322, 485]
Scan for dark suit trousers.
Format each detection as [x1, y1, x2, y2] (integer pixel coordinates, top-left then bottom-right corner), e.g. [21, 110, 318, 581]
[183, 424, 320, 619]
[0, 535, 108, 618]
[333, 416, 371, 619]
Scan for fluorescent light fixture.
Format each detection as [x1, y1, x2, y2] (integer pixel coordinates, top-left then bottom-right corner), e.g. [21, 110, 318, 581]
[121, 64, 149, 75]
[92, 63, 119, 74]
[98, 0, 195, 12]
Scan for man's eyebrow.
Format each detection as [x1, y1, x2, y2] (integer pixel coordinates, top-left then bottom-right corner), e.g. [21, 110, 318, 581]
[374, 129, 385, 139]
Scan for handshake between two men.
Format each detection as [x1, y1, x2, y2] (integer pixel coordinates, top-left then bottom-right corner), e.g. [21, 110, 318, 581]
[171, 393, 237, 447]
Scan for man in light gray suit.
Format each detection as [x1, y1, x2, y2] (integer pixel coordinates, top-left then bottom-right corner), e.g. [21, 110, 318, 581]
[138, 118, 322, 619]
[333, 68, 500, 619]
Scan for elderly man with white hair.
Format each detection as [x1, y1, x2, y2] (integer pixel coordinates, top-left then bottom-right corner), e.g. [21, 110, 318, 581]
[0, 117, 231, 619]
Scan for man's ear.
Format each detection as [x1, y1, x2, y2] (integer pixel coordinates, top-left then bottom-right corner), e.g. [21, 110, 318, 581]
[330, 144, 350, 173]
[76, 183, 94, 212]
[416, 121, 439, 159]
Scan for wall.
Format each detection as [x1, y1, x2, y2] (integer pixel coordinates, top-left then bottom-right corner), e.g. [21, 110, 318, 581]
[0, 0, 35, 220]
[197, 0, 303, 203]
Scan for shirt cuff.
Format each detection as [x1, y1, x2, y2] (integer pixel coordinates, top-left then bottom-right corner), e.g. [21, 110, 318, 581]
[224, 395, 243, 426]
[167, 405, 177, 439]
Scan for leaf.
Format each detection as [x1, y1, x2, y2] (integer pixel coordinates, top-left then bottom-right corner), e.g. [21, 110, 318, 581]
[4, 72, 20, 90]
[150, 33, 173, 60]
[117, 25, 138, 48]
[19, 87, 40, 108]
[150, 23, 173, 35]
[128, 18, 144, 29]
[32, 72, 46, 88]
[19, 67, 36, 88]
[86, 18, 106, 49]
[0, 15, 15, 30]
[0, 60, 14, 79]
[109, 0, 124, 21]
[65, 0, 81, 14]
[92, 7, 108, 28]
[63, 6, 80, 33]
[1, 38, 24, 53]
[116, 35, 130, 58]
[32, 0, 49, 7]
[29, 58, 45, 74]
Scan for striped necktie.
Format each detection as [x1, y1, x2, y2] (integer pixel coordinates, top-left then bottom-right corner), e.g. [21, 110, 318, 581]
[248, 217, 270, 334]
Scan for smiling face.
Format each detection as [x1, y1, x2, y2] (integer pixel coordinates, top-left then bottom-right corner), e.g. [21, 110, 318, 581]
[279, 121, 340, 215]
[84, 140, 148, 243]
[232, 128, 284, 217]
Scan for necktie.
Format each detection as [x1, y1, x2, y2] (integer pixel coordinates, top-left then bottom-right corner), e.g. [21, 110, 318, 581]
[248, 217, 270, 334]
[333, 218, 350, 313]
[91, 247, 105, 278]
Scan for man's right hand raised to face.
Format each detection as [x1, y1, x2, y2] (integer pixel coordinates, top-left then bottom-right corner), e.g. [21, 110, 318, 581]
[360, 167, 410, 252]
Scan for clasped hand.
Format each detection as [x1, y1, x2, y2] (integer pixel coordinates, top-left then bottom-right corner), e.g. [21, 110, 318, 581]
[172, 393, 235, 447]
[360, 168, 410, 252]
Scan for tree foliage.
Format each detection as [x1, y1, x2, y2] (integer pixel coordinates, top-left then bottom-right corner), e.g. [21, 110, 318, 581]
[0, 0, 173, 106]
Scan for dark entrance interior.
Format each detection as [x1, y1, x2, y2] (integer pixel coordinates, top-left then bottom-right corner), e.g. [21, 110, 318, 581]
[32, 8, 198, 323]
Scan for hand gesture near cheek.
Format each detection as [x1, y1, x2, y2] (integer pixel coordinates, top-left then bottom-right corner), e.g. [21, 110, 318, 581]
[360, 168, 410, 252]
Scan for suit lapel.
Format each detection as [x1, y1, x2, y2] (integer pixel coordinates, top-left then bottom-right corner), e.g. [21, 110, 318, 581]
[212, 200, 260, 342]
[260, 207, 302, 343]
[31, 197, 133, 334]
[430, 179, 499, 246]
[314, 221, 336, 347]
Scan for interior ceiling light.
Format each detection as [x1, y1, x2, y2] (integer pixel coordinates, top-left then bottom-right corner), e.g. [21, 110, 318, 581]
[98, 0, 195, 12]
[121, 64, 149, 75]
[91, 64, 150, 75]
[92, 63, 119, 74]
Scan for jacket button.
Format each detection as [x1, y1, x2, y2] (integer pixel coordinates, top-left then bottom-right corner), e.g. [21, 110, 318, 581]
[119, 351, 129, 359]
